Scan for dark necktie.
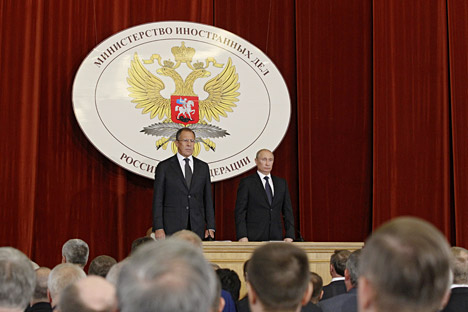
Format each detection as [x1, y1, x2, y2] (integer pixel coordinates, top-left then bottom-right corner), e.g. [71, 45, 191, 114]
[264, 176, 272, 205]
[184, 158, 192, 188]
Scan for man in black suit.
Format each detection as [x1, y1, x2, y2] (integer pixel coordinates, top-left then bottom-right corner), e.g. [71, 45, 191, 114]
[152, 128, 215, 240]
[319, 249, 361, 312]
[442, 247, 468, 312]
[235, 149, 295, 242]
[321, 250, 351, 301]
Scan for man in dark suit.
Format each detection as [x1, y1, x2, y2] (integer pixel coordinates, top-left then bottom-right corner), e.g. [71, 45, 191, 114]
[235, 149, 295, 242]
[321, 250, 351, 301]
[152, 128, 215, 240]
[318, 249, 361, 312]
[442, 247, 468, 312]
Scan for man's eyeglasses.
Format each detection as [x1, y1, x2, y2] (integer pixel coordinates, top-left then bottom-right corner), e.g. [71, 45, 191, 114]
[178, 139, 195, 143]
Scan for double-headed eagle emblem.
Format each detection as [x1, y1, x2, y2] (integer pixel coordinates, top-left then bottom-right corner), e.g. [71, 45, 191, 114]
[127, 42, 240, 156]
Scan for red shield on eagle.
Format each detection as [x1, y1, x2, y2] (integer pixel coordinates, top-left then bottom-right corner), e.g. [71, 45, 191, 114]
[171, 95, 199, 125]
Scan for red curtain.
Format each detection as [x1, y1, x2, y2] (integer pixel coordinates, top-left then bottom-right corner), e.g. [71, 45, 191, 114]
[2, 0, 468, 268]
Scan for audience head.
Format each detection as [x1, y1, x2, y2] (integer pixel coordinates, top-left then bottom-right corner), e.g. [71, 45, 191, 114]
[0, 247, 36, 311]
[216, 268, 241, 302]
[61, 239, 89, 268]
[247, 243, 312, 312]
[344, 249, 361, 290]
[117, 238, 217, 312]
[172, 230, 203, 249]
[59, 276, 117, 312]
[47, 263, 86, 308]
[32, 267, 51, 304]
[130, 236, 153, 255]
[105, 260, 127, 286]
[310, 272, 323, 304]
[358, 217, 452, 312]
[330, 249, 351, 277]
[88, 255, 117, 278]
[450, 246, 468, 285]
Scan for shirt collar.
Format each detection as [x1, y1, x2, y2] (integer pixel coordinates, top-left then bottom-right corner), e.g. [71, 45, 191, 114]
[177, 152, 193, 162]
[257, 171, 271, 180]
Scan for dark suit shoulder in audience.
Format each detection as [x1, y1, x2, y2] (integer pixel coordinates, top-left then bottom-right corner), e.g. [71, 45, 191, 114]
[26, 302, 52, 312]
[321, 280, 346, 300]
[221, 289, 237, 312]
[301, 301, 323, 312]
[319, 288, 357, 312]
[237, 295, 250, 312]
[442, 287, 468, 312]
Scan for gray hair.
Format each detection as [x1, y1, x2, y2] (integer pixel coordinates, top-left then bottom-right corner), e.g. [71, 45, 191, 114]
[451, 247, 468, 284]
[0, 247, 36, 309]
[117, 239, 217, 312]
[346, 249, 361, 287]
[62, 239, 89, 267]
[359, 217, 452, 312]
[48, 263, 86, 304]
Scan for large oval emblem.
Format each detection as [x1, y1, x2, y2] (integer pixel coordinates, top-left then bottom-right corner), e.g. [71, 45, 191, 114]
[73, 21, 290, 182]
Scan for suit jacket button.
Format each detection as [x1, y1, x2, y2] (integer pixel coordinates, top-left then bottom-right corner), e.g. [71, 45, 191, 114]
[186, 206, 189, 210]
[188, 195, 191, 198]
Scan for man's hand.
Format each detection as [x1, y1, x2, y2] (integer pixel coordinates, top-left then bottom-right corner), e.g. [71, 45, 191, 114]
[154, 229, 166, 240]
[283, 238, 293, 242]
[205, 229, 215, 239]
[239, 237, 249, 242]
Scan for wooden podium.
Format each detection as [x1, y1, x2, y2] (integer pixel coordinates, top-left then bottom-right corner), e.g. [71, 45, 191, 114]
[202, 241, 363, 297]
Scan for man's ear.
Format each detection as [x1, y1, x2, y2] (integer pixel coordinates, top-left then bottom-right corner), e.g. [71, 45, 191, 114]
[344, 268, 350, 282]
[439, 289, 451, 311]
[247, 282, 258, 307]
[217, 297, 225, 312]
[61, 255, 66, 263]
[319, 290, 324, 300]
[357, 276, 374, 312]
[47, 289, 53, 305]
[301, 282, 313, 306]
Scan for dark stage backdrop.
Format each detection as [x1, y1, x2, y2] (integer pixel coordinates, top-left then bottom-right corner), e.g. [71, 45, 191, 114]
[1, 0, 468, 268]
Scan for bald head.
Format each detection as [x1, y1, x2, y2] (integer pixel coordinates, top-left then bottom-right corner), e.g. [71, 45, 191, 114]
[48, 263, 86, 307]
[59, 276, 117, 312]
[451, 247, 468, 284]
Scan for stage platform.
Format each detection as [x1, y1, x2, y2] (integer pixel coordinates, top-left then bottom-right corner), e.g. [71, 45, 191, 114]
[202, 241, 364, 297]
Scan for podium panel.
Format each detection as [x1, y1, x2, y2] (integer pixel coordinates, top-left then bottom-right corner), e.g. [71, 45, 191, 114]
[203, 242, 364, 298]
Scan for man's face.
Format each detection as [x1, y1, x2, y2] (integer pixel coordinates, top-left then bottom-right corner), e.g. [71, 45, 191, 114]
[255, 150, 274, 175]
[176, 130, 195, 157]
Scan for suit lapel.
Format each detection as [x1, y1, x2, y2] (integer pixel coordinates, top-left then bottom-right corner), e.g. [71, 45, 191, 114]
[255, 174, 271, 206]
[170, 155, 188, 189]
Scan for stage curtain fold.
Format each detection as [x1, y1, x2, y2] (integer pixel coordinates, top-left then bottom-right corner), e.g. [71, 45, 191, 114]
[448, 0, 468, 246]
[372, 0, 452, 238]
[296, 0, 373, 241]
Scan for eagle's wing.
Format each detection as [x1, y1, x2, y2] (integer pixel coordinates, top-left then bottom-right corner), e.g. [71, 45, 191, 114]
[127, 53, 171, 120]
[199, 58, 240, 122]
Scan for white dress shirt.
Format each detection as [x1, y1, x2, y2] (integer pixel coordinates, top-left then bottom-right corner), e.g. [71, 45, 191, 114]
[257, 171, 274, 195]
[177, 153, 193, 177]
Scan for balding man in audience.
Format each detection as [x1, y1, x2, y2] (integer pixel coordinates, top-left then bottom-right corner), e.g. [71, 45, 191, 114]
[246, 243, 312, 312]
[442, 246, 468, 312]
[319, 249, 361, 312]
[117, 239, 218, 312]
[59, 276, 117, 312]
[27, 267, 52, 312]
[88, 255, 117, 278]
[47, 263, 86, 310]
[0, 247, 36, 312]
[61, 239, 89, 268]
[358, 217, 452, 312]
[321, 249, 351, 300]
